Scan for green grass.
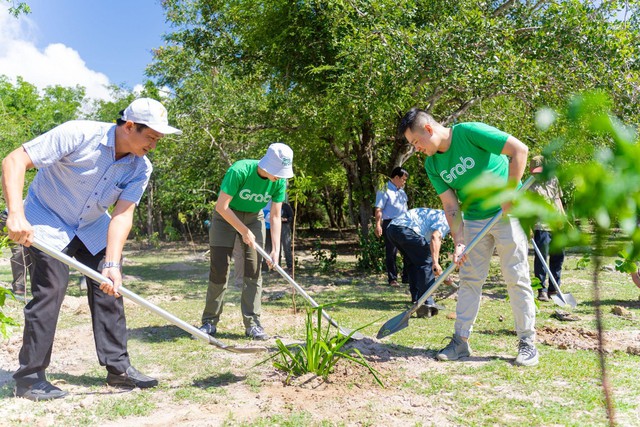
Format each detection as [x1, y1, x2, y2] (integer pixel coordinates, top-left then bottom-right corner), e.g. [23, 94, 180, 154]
[236, 411, 315, 426]
[1, 242, 639, 426]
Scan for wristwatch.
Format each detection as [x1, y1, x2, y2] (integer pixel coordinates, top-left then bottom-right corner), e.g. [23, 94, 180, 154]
[102, 261, 121, 269]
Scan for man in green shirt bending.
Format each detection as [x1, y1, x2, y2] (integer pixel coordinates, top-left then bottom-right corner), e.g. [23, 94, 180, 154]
[399, 108, 538, 367]
[198, 143, 293, 340]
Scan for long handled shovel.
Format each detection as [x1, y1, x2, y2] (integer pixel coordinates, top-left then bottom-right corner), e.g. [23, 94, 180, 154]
[32, 238, 267, 354]
[530, 238, 577, 309]
[254, 243, 365, 340]
[377, 175, 536, 339]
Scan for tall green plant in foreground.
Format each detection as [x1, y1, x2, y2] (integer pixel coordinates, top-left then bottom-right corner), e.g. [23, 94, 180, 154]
[468, 92, 638, 427]
[257, 305, 383, 387]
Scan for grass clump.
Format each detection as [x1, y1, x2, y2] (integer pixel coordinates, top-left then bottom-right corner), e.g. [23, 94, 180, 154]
[258, 304, 383, 387]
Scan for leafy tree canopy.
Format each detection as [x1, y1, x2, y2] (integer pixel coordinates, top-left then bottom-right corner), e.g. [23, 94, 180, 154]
[150, 0, 638, 234]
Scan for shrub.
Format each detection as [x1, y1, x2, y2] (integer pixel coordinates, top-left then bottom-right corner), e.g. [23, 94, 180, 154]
[355, 227, 385, 272]
[311, 238, 337, 272]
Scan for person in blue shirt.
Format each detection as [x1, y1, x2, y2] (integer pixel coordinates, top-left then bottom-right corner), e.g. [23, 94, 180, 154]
[279, 202, 295, 271]
[374, 167, 409, 287]
[2, 98, 181, 401]
[261, 201, 272, 272]
[386, 208, 450, 317]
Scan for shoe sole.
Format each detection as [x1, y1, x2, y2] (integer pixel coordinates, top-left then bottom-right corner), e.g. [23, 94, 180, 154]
[15, 390, 68, 401]
[192, 332, 216, 340]
[515, 348, 540, 366]
[436, 351, 471, 361]
[246, 335, 269, 340]
[514, 358, 539, 367]
[107, 381, 158, 390]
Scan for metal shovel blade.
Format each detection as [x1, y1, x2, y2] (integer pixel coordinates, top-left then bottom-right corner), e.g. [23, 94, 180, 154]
[530, 239, 578, 309]
[376, 311, 410, 339]
[563, 293, 578, 309]
[550, 291, 577, 309]
[31, 239, 267, 354]
[254, 243, 365, 340]
[549, 293, 568, 307]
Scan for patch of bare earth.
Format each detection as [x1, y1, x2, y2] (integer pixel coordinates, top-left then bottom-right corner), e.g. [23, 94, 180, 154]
[537, 326, 640, 355]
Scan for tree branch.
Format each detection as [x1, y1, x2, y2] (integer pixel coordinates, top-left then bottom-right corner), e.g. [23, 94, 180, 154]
[442, 97, 481, 126]
[424, 87, 445, 112]
[530, 0, 550, 14]
[492, 0, 516, 17]
[514, 26, 541, 34]
[203, 127, 233, 167]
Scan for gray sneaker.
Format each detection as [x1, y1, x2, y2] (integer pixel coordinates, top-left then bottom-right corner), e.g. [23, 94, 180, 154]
[436, 334, 471, 361]
[193, 322, 216, 339]
[246, 325, 269, 340]
[514, 339, 539, 366]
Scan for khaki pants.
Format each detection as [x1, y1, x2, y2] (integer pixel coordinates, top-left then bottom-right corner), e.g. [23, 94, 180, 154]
[455, 216, 536, 341]
[202, 209, 265, 329]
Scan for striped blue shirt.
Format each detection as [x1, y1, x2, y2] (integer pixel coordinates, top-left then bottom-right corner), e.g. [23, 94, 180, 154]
[23, 120, 152, 255]
[390, 208, 450, 243]
[375, 181, 408, 220]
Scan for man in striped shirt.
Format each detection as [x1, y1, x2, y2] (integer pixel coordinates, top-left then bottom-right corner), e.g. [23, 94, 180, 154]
[2, 98, 181, 401]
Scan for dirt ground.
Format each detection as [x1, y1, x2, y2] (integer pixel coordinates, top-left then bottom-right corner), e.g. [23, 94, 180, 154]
[1, 241, 639, 426]
[0, 296, 458, 426]
[2, 297, 638, 427]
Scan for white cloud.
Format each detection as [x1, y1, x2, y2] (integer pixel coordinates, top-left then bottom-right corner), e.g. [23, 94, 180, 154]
[132, 84, 146, 95]
[0, 7, 112, 101]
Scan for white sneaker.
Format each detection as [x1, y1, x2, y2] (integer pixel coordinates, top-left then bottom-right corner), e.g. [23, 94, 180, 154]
[514, 339, 539, 366]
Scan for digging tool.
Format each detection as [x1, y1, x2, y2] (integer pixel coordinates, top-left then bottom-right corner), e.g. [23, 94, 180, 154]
[530, 238, 577, 309]
[377, 176, 536, 339]
[254, 243, 365, 340]
[31, 238, 266, 354]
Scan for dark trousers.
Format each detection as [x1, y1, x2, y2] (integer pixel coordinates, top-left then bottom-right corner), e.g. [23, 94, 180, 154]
[386, 224, 435, 305]
[9, 244, 29, 293]
[14, 237, 130, 385]
[533, 229, 564, 293]
[262, 228, 272, 271]
[382, 219, 407, 283]
[279, 224, 293, 269]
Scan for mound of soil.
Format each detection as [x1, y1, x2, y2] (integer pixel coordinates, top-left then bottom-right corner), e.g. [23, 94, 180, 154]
[537, 325, 640, 355]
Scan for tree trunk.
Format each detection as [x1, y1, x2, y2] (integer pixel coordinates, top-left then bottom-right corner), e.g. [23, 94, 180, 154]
[322, 186, 338, 228]
[327, 119, 376, 237]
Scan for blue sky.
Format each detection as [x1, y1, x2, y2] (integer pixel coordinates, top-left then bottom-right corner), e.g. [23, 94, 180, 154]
[0, 0, 171, 100]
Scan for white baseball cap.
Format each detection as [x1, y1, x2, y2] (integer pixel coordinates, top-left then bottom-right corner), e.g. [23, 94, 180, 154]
[121, 98, 182, 135]
[258, 143, 294, 178]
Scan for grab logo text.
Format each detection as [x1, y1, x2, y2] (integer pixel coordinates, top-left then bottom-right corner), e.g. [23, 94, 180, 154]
[440, 157, 475, 183]
[239, 189, 272, 203]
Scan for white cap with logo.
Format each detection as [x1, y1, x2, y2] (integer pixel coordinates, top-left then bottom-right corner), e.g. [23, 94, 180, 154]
[258, 143, 294, 179]
[121, 98, 182, 135]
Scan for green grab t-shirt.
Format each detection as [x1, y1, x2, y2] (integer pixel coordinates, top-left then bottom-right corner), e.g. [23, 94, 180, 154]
[425, 122, 510, 220]
[220, 160, 287, 212]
